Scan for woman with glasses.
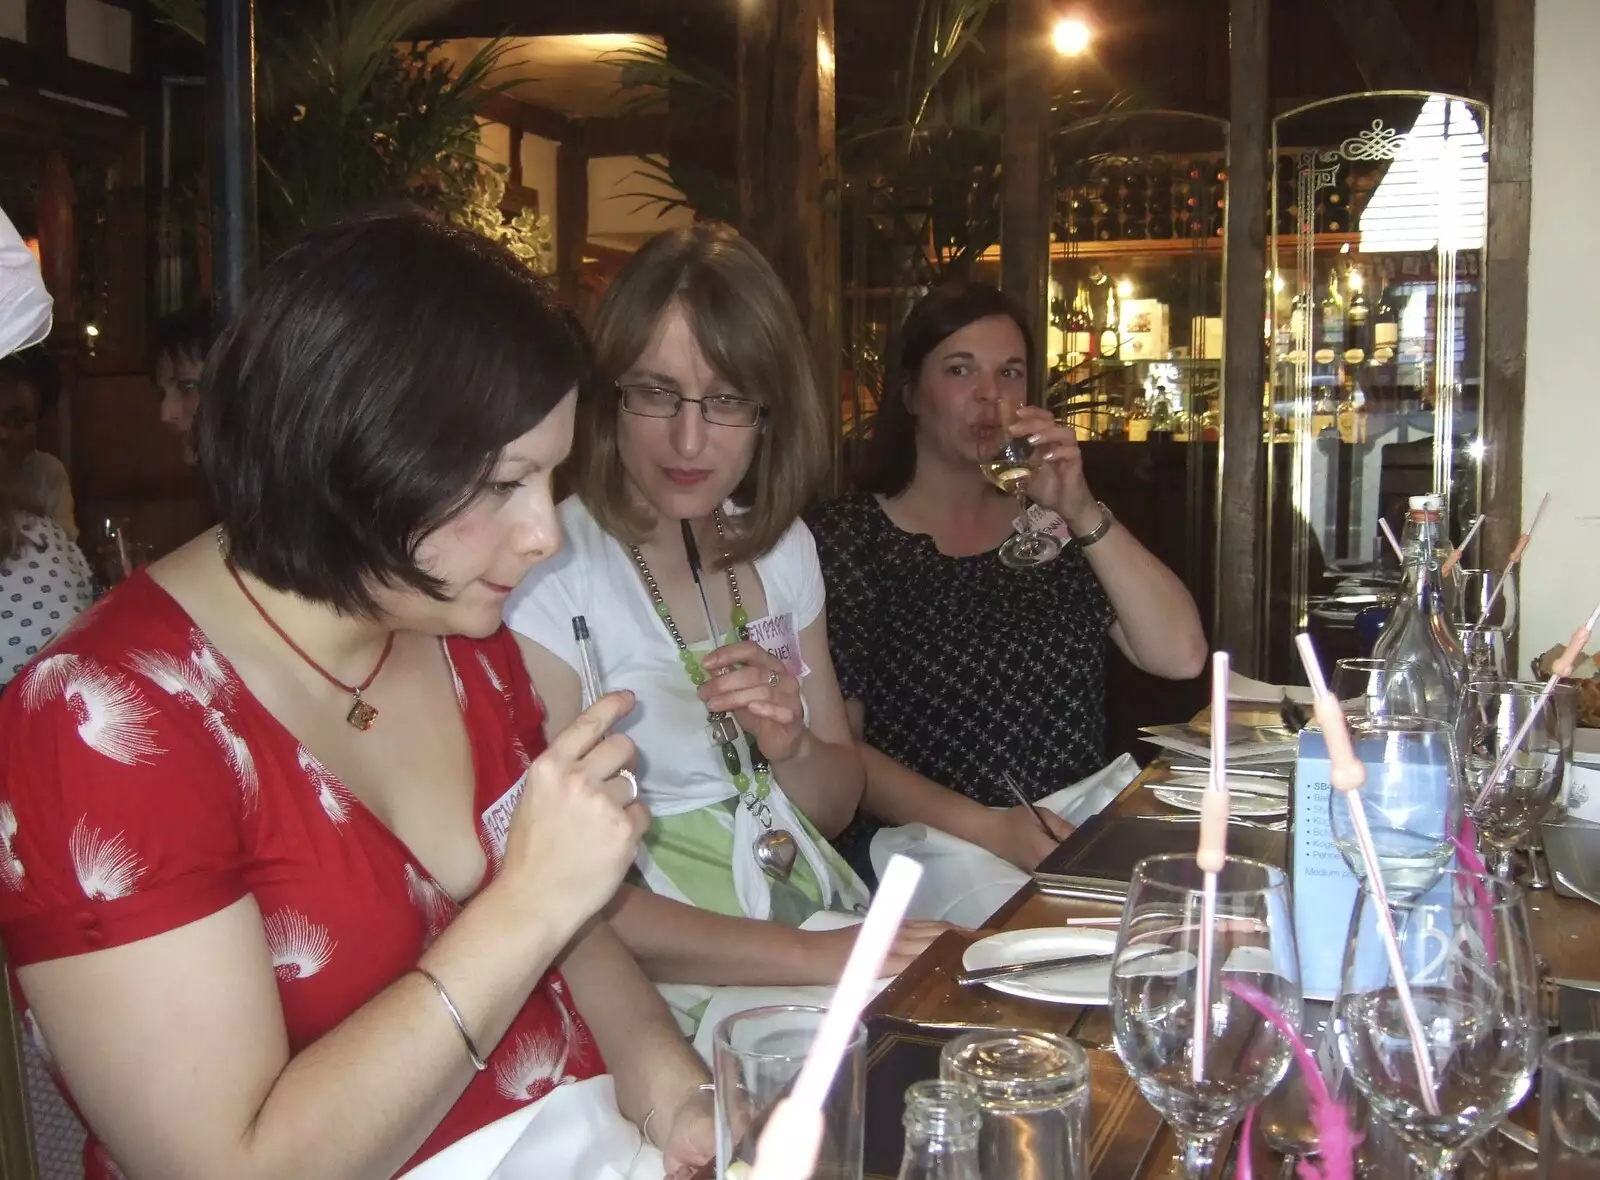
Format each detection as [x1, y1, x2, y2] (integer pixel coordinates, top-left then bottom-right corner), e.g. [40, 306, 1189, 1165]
[506, 224, 946, 1032]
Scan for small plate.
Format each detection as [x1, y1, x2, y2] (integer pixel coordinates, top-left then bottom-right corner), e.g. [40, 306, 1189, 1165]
[960, 927, 1117, 1006]
[1150, 785, 1288, 817]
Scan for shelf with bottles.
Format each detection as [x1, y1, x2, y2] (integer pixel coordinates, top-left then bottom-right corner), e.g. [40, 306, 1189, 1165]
[1049, 355, 1222, 443]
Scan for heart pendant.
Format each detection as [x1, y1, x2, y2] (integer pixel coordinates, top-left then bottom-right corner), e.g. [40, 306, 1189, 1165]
[754, 829, 798, 881]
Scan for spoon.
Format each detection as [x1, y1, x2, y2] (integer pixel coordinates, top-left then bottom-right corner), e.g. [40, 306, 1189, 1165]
[755, 829, 798, 881]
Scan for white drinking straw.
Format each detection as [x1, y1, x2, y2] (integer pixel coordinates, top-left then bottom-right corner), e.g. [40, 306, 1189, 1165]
[1474, 492, 1550, 631]
[1378, 518, 1404, 563]
[1472, 598, 1600, 811]
[1439, 513, 1486, 578]
[745, 854, 924, 1180]
[1296, 633, 1441, 1115]
[1191, 651, 1232, 1085]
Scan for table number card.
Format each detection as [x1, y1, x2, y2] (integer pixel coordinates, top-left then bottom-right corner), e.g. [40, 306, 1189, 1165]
[1291, 728, 1360, 1000]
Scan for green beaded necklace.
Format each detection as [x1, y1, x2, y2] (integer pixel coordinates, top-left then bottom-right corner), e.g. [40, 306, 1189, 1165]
[627, 515, 781, 831]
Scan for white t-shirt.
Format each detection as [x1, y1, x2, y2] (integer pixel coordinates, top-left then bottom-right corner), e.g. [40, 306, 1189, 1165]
[0, 511, 93, 689]
[504, 498, 859, 919]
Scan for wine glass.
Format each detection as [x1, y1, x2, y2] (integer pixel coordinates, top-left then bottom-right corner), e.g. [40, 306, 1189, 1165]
[1333, 871, 1542, 1180]
[976, 421, 1062, 570]
[1327, 714, 1464, 898]
[1110, 854, 1301, 1180]
[1331, 657, 1399, 718]
[1457, 680, 1576, 878]
[1454, 625, 1509, 684]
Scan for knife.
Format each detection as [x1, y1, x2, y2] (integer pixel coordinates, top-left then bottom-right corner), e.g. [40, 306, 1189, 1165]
[1148, 780, 1289, 800]
[1552, 977, 1600, 994]
[957, 951, 1117, 987]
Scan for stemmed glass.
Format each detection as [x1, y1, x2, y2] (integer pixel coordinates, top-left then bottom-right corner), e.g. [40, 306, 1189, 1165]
[1327, 714, 1464, 898]
[976, 418, 1061, 569]
[1331, 657, 1398, 718]
[1109, 854, 1301, 1180]
[1457, 680, 1576, 878]
[1333, 871, 1543, 1180]
[1456, 567, 1519, 638]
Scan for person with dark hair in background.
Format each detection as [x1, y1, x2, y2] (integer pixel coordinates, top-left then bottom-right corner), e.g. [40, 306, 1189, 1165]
[0, 350, 76, 540]
[808, 281, 1208, 884]
[151, 304, 212, 462]
[0, 212, 715, 1180]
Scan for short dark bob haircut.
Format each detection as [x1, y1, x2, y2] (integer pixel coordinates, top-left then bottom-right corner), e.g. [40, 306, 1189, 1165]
[858, 281, 1034, 499]
[195, 209, 587, 615]
[151, 303, 213, 369]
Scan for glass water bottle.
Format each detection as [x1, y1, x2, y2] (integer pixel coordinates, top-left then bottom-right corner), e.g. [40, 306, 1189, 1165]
[1372, 494, 1463, 722]
[896, 1080, 981, 1180]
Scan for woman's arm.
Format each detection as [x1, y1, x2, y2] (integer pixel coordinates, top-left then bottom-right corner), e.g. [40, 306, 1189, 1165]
[855, 741, 1071, 870]
[17, 697, 644, 1180]
[1015, 406, 1208, 681]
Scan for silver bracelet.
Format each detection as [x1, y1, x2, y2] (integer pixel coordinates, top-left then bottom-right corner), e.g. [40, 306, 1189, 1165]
[414, 967, 487, 1073]
[1070, 501, 1114, 548]
[642, 1081, 716, 1149]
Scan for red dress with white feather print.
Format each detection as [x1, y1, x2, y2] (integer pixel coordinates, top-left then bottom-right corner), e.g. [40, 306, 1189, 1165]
[0, 572, 604, 1180]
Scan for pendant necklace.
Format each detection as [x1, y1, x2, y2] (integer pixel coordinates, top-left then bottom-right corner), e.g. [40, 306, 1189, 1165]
[217, 528, 395, 731]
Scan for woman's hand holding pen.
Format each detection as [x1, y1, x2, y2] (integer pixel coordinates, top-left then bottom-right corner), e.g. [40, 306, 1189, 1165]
[700, 641, 808, 764]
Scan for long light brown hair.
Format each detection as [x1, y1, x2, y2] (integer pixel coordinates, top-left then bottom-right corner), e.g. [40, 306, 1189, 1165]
[572, 223, 829, 562]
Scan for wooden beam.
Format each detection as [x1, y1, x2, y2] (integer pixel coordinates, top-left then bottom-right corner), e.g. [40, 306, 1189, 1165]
[477, 92, 571, 143]
[1317, 0, 1434, 91]
[1217, 0, 1269, 673]
[1000, 0, 1051, 402]
[736, 0, 838, 423]
[555, 132, 589, 307]
[1479, 0, 1534, 670]
[25, 0, 67, 60]
[0, 38, 142, 112]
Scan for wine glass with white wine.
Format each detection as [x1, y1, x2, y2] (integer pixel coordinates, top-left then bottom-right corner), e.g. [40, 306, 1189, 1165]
[977, 418, 1062, 570]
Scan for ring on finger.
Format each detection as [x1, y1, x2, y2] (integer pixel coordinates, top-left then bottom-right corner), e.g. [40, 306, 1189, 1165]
[766, 669, 780, 689]
[618, 768, 640, 803]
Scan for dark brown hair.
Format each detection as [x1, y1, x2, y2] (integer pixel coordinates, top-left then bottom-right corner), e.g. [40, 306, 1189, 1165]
[195, 209, 587, 614]
[859, 281, 1034, 498]
[572, 222, 828, 562]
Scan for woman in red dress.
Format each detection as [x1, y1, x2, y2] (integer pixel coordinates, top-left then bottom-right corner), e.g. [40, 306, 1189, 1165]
[0, 212, 715, 1180]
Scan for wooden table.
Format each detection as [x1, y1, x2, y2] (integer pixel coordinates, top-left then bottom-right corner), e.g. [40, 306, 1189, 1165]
[866, 759, 1600, 1179]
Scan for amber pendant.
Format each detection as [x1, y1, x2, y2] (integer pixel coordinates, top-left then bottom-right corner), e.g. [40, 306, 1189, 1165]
[346, 694, 379, 731]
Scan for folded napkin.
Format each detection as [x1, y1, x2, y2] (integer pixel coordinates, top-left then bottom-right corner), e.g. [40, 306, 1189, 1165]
[869, 755, 1140, 927]
[398, 1075, 663, 1180]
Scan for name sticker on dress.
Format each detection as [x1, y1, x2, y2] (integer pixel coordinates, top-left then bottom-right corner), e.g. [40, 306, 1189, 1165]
[1011, 503, 1073, 542]
[480, 773, 526, 862]
[743, 611, 810, 678]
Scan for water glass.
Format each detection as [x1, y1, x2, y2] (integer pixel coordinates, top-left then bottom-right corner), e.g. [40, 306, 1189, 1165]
[1456, 567, 1519, 638]
[1458, 681, 1575, 876]
[1110, 854, 1300, 1180]
[1541, 1032, 1600, 1179]
[712, 1005, 865, 1180]
[940, 1029, 1088, 1180]
[1334, 871, 1542, 1180]
[1332, 658, 1399, 718]
[1455, 625, 1509, 683]
[1327, 714, 1463, 897]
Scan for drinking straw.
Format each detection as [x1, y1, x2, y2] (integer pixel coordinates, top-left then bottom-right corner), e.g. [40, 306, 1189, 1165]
[1192, 651, 1232, 1085]
[1439, 513, 1486, 577]
[1473, 491, 1550, 632]
[1377, 518, 1404, 563]
[745, 854, 924, 1180]
[1471, 597, 1600, 811]
[1295, 633, 1440, 1115]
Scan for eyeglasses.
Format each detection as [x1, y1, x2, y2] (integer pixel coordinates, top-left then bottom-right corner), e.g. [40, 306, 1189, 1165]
[617, 383, 767, 429]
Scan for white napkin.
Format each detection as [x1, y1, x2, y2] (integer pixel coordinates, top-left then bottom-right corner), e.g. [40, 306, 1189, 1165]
[1228, 671, 1314, 706]
[398, 1075, 664, 1180]
[868, 754, 1140, 927]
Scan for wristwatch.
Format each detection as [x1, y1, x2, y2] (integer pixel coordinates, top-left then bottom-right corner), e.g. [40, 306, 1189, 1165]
[1070, 501, 1114, 548]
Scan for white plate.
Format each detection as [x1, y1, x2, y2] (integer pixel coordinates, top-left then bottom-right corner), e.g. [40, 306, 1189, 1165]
[1150, 785, 1288, 817]
[1574, 727, 1600, 766]
[960, 927, 1118, 1006]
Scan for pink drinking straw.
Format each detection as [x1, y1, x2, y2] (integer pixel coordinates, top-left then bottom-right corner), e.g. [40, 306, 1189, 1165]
[1439, 513, 1486, 578]
[745, 854, 924, 1180]
[1471, 598, 1600, 811]
[1295, 632, 1441, 1116]
[1191, 651, 1232, 1086]
[1473, 492, 1550, 632]
[1377, 518, 1404, 563]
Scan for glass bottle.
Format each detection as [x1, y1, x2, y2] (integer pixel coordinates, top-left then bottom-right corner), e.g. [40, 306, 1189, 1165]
[896, 1080, 981, 1180]
[1372, 495, 1463, 722]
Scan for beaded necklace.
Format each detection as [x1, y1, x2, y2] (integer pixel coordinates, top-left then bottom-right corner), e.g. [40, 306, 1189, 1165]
[627, 514, 780, 831]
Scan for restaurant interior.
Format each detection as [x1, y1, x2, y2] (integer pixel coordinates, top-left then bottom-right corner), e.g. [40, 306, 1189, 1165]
[2, 0, 1598, 1177]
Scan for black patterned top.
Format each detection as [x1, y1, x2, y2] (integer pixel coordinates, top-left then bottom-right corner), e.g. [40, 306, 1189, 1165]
[807, 491, 1115, 881]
